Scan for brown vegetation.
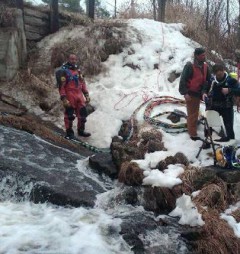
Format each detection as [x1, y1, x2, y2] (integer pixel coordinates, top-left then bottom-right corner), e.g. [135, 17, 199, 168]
[118, 161, 144, 185]
[49, 20, 129, 77]
[194, 209, 240, 254]
[118, 1, 238, 64]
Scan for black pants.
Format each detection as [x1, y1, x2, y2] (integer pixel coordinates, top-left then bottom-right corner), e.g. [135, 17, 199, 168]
[213, 107, 234, 139]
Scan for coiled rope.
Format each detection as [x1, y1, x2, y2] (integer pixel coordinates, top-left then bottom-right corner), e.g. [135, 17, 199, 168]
[124, 95, 188, 141]
[143, 96, 187, 133]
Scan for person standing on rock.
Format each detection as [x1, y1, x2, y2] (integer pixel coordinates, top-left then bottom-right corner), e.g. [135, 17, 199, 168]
[179, 48, 211, 140]
[58, 53, 91, 139]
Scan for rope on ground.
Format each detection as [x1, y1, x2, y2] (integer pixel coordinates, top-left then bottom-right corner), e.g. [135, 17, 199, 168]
[114, 90, 152, 111]
[144, 96, 187, 132]
[124, 96, 188, 141]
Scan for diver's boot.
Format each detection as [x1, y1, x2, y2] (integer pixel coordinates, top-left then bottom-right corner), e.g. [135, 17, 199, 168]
[65, 128, 75, 139]
[78, 128, 91, 137]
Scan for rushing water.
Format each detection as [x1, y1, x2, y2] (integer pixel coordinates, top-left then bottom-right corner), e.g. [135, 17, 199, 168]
[0, 125, 189, 254]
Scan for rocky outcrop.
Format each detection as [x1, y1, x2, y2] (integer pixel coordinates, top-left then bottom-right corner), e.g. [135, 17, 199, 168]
[0, 8, 27, 81]
[0, 124, 105, 207]
[24, 7, 50, 42]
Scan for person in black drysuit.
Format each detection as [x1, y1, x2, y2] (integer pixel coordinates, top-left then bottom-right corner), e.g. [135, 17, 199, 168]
[202, 64, 240, 142]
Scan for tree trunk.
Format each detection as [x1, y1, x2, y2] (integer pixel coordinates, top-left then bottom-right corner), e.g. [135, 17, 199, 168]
[87, 0, 95, 20]
[226, 0, 231, 35]
[153, 0, 157, 21]
[206, 0, 209, 31]
[50, 0, 59, 33]
[157, 0, 167, 22]
[114, 0, 117, 18]
[130, 0, 136, 18]
[16, 0, 24, 9]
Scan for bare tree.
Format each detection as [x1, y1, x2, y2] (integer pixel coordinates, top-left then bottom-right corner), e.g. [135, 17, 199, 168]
[87, 0, 95, 19]
[226, 0, 231, 35]
[50, 0, 59, 33]
[206, 0, 209, 30]
[16, 0, 24, 9]
[153, 0, 157, 20]
[130, 0, 136, 18]
[114, 0, 117, 18]
[157, 0, 167, 22]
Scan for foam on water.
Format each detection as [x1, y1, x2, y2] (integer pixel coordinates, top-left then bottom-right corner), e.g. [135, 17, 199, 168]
[0, 201, 132, 254]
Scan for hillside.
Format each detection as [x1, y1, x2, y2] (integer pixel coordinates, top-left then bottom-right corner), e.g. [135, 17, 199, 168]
[1, 16, 240, 253]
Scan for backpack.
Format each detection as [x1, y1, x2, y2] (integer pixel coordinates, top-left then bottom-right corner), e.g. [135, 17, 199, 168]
[55, 68, 66, 88]
[229, 72, 240, 108]
[215, 145, 240, 169]
[55, 66, 81, 88]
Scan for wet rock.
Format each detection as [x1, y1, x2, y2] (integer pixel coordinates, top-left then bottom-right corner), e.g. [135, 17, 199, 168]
[119, 211, 189, 254]
[122, 233, 144, 254]
[124, 187, 138, 205]
[0, 125, 106, 207]
[191, 168, 217, 190]
[120, 212, 159, 254]
[216, 168, 240, 183]
[89, 153, 118, 179]
[181, 229, 204, 241]
[143, 186, 176, 214]
[30, 183, 97, 207]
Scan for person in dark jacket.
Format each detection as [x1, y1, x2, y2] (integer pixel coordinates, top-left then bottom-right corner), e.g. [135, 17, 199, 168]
[202, 64, 240, 142]
[179, 47, 211, 140]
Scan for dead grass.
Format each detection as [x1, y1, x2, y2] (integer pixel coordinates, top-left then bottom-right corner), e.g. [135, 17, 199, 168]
[231, 209, 240, 223]
[165, 3, 236, 60]
[194, 209, 240, 254]
[118, 161, 144, 186]
[59, 9, 90, 27]
[12, 70, 54, 98]
[49, 20, 129, 77]
[176, 165, 201, 194]
[194, 181, 228, 210]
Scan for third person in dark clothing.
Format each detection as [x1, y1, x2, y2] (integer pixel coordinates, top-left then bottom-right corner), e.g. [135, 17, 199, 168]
[202, 64, 240, 142]
[179, 47, 211, 140]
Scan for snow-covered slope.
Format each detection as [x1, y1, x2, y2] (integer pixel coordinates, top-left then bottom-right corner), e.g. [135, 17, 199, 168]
[35, 18, 240, 167]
